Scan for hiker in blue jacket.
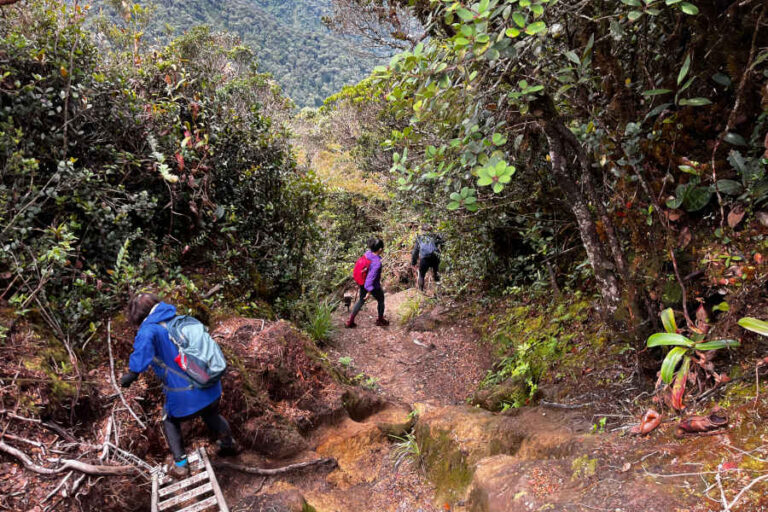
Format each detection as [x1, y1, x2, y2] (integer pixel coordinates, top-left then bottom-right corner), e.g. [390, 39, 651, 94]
[346, 237, 390, 328]
[119, 293, 236, 478]
[411, 225, 444, 292]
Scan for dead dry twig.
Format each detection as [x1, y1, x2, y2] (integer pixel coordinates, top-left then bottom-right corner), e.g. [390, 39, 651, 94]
[106, 320, 146, 429]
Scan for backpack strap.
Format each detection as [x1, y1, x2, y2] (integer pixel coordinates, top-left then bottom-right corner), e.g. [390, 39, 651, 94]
[152, 357, 195, 392]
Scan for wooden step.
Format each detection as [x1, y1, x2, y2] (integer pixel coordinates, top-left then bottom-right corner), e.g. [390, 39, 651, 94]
[158, 482, 213, 510]
[159, 471, 209, 497]
[176, 496, 218, 512]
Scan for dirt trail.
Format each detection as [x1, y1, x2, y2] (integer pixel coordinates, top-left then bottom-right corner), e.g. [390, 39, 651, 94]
[328, 289, 494, 406]
[216, 290, 768, 511]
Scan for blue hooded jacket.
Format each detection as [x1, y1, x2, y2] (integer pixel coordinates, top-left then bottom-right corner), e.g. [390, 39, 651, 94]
[128, 302, 222, 418]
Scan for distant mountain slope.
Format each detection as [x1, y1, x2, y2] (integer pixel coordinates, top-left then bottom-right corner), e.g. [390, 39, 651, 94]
[97, 0, 376, 107]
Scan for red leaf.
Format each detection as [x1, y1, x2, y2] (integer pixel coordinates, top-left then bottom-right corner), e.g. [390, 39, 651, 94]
[670, 359, 690, 411]
[175, 152, 185, 171]
[727, 205, 745, 228]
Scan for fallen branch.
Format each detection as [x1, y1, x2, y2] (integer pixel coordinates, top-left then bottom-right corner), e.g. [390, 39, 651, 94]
[0, 440, 136, 476]
[106, 320, 146, 429]
[42, 470, 73, 503]
[203, 284, 222, 299]
[214, 457, 337, 475]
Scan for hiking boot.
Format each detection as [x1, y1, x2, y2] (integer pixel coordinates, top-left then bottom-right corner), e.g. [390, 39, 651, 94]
[375, 317, 390, 327]
[345, 316, 357, 328]
[216, 439, 239, 457]
[168, 460, 190, 480]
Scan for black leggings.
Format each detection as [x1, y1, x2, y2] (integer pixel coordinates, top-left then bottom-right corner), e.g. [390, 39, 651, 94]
[418, 255, 440, 290]
[351, 285, 385, 318]
[163, 398, 233, 461]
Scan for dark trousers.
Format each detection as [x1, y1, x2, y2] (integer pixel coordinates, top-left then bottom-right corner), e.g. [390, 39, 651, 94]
[163, 398, 233, 461]
[418, 254, 440, 290]
[351, 285, 385, 319]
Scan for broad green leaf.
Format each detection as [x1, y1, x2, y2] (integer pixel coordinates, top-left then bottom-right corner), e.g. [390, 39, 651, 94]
[478, 0, 490, 12]
[621, 0, 642, 5]
[678, 54, 691, 86]
[513, 11, 526, 27]
[683, 186, 712, 212]
[506, 27, 521, 37]
[694, 339, 740, 350]
[525, 21, 547, 35]
[665, 195, 684, 210]
[457, 8, 475, 21]
[565, 51, 580, 65]
[661, 346, 688, 384]
[723, 132, 747, 146]
[647, 332, 695, 348]
[680, 2, 699, 15]
[531, 4, 543, 17]
[492, 133, 508, 146]
[714, 179, 743, 196]
[678, 164, 698, 175]
[643, 89, 673, 96]
[739, 317, 768, 336]
[678, 97, 712, 106]
[661, 308, 677, 333]
[447, 201, 461, 210]
[627, 11, 643, 21]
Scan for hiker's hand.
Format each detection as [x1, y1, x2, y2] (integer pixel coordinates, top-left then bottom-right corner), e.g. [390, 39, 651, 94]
[119, 371, 138, 388]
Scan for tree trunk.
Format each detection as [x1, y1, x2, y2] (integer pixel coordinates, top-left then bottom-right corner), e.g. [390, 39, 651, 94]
[532, 96, 622, 315]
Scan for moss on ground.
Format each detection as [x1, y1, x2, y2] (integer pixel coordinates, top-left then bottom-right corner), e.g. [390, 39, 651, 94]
[415, 423, 474, 503]
[474, 293, 597, 410]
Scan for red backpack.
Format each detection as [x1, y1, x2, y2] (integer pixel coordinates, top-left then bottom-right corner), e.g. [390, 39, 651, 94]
[353, 255, 371, 286]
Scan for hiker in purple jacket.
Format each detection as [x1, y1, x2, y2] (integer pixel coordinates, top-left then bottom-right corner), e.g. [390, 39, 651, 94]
[346, 237, 389, 328]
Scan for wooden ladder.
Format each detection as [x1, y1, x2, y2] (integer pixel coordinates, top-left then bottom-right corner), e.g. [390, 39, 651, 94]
[151, 447, 229, 512]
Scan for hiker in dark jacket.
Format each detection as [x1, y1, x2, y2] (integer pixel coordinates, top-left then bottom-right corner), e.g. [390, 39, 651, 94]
[411, 226, 444, 292]
[119, 293, 236, 479]
[346, 237, 390, 328]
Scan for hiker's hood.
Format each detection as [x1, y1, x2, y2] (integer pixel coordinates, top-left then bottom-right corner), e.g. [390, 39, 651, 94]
[365, 250, 381, 261]
[142, 302, 176, 325]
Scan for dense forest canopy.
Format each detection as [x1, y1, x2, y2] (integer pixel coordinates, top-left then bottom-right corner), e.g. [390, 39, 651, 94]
[89, 0, 381, 107]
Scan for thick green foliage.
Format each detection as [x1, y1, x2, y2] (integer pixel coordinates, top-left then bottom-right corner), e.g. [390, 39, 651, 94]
[0, 2, 320, 340]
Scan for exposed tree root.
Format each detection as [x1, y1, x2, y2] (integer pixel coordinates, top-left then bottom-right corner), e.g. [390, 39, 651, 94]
[214, 457, 337, 475]
[0, 440, 136, 476]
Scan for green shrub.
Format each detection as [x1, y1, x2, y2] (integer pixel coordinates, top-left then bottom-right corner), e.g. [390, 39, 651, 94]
[304, 300, 336, 343]
[0, 2, 320, 342]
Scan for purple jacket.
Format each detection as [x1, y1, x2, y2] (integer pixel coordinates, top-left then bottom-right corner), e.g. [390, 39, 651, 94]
[363, 251, 382, 292]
